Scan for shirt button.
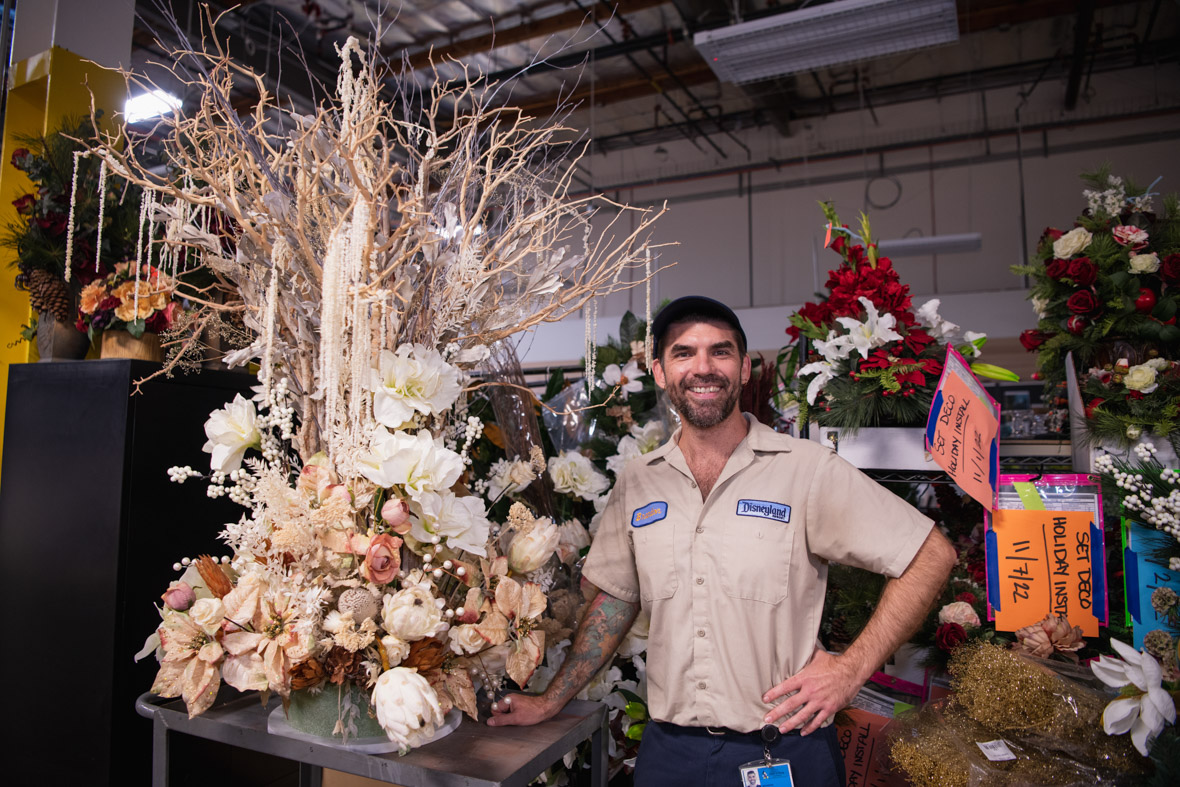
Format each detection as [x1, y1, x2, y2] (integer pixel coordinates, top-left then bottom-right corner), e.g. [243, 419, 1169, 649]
[695, 526, 704, 534]
[697, 629, 706, 637]
[690, 480, 697, 488]
[696, 577, 704, 585]
[698, 681, 707, 689]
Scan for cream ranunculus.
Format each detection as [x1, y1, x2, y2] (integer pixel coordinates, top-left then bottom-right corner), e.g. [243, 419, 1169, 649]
[1129, 252, 1161, 274]
[202, 394, 261, 472]
[372, 667, 446, 752]
[548, 451, 609, 501]
[190, 598, 226, 634]
[507, 517, 561, 574]
[937, 601, 980, 628]
[370, 344, 462, 429]
[1124, 363, 1160, 394]
[447, 624, 487, 655]
[357, 427, 463, 498]
[381, 585, 446, 642]
[1053, 226, 1093, 258]
[410, 490, 491, 556]
[380, 635, 411, 666]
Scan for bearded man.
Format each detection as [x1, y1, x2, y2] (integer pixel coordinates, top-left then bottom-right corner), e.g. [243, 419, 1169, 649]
[489, 296, 956, 786]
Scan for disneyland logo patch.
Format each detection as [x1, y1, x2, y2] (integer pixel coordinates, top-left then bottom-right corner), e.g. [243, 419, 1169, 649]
[736, 499, 791, 523]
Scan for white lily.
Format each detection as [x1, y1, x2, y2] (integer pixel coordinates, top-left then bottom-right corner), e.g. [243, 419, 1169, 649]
[1091, 638, 1176, 756]
[799, 360, 837, 405]
[601, 360, 645, 400]
[916, 298, 960, 340]
[814, 330, 855, 364]
[835, 297, 903, 359]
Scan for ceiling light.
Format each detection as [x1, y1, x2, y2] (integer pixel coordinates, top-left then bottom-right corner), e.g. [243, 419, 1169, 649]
[694, 0, 959, 85]
[125, 90, 183, 123]
[877, 232, 982, 257]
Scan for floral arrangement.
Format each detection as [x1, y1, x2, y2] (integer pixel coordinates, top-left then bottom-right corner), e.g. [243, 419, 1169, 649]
[76, 261, 178, 340]
[786, 203, 1004, 431]
[104, 15, 665, 752]
[1095, 441, 1180, 569]
[1013, 169, 1180, 449]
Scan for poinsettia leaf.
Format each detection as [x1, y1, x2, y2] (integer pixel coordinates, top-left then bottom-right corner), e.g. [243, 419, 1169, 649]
[443, 668, 480, 721]
[505, 633, 543, 688]
[475, 609, 510, 646]
[495, 576, 523, 618]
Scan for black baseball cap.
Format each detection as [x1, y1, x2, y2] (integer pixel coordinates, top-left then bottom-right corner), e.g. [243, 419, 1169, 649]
[651, 296, 747, 358]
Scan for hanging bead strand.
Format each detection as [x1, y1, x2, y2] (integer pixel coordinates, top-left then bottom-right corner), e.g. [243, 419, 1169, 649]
[94, 157, 108, 273]
[63, 152, 83, 283]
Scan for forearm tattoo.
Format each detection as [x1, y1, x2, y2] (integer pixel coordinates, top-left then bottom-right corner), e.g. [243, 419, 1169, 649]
[544, 592, 640, 704]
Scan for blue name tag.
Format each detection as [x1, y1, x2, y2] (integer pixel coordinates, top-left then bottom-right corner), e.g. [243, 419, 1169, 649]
[631, 501, 668, 527]
[736, 499, 791, 523]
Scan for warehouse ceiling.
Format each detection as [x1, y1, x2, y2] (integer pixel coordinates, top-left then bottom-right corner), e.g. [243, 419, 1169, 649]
[130, 0, 1179, 158]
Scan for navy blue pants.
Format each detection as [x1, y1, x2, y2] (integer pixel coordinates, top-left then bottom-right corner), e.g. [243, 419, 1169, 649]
[633, 721, 845, 787]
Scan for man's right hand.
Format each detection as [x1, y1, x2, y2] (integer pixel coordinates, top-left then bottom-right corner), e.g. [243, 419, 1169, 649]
[486, 693, 560, 727]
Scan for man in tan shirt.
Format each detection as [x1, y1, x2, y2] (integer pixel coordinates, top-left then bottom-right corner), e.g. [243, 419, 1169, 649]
[489, 296, 957, 785]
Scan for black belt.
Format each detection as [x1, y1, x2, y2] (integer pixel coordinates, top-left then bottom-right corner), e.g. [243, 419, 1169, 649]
[664, 722, 800, 739]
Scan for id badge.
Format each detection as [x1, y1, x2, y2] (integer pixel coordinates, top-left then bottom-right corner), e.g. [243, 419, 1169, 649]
[739, 759, 793, 786]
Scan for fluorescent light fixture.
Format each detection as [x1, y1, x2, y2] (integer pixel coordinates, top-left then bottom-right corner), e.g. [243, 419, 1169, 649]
[125, 90, 182, 123]
[877, 232, 982, 257]
[694, 0, 959, 84]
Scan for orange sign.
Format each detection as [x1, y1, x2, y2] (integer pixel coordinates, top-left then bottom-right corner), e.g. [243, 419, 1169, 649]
[836, 707, 893, 787]
[926, 349, 999, 510]
[989, 509, 1103, 636]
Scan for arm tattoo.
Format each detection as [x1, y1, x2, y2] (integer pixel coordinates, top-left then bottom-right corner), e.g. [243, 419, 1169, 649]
[543, 591, 640, 706]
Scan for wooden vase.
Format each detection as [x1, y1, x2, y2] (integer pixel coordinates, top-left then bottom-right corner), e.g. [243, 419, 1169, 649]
[101, 330, 163, 362]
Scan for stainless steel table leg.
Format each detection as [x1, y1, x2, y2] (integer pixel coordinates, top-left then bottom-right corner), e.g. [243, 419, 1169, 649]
[590, 714, 608, 787]
[298, 762, 323, 787]
[152, 715, 170, 787]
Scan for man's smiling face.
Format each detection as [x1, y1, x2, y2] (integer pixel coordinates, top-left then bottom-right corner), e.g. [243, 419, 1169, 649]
[653, 318, 750, 429]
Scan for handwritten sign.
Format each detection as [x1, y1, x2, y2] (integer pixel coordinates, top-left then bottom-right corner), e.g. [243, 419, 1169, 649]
[1123, 519, 1180, 649]
[837, 706, 894, 787]
[926, 347, 1000, 510]
[986, 509, 1106, 636]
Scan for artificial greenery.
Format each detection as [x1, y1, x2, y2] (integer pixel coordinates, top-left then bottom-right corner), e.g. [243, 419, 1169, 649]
[1012, 166, 1180, 449]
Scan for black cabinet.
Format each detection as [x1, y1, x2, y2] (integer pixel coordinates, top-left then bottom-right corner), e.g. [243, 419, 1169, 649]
[0, 360, 292, 786]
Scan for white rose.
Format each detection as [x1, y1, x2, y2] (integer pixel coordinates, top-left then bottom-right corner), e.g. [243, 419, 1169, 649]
[1052, 226, 1092, 258]
[190, 597, 225, 634]
[372, 667, 445, 751]
[357, 428, 464, 498]
[1129, 252, 1160, 274]
[381, 585, 446, 642]
[447, 624, 487, 655]
[937, 601, 980, 628]
[548, 451, 610, 501]
[507, 517, 561, 574]
[1124, 363, 1159, 394]
[380, 635, 411, 666]
[202, 394, 260, 472]
[411, 490, 491, 556]
[555, 519, 592, 564]
[487, 458, 534, 500]
[370, 344, 462, 429]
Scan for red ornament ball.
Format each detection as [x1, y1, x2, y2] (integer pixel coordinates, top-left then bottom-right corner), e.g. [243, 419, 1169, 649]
[1066, 315, 1088, 334]
[1135, 288, 1157, 313]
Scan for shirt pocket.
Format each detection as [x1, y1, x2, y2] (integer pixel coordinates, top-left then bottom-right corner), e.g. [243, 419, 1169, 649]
[633, 523, 679, 601]
[718, 519, 794, 604]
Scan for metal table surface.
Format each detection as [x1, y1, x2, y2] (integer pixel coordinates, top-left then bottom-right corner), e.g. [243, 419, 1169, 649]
[136, 691, 608, 787]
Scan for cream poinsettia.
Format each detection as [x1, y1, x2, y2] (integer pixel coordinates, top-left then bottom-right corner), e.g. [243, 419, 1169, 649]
[474, 576, 547, 687]
[219, 573, 311, 697]
[152, 609, 224, 718]
[1091, 638, 1177, 756]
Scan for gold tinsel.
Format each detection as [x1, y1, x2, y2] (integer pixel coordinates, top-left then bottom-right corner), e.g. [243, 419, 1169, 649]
[887, 643, 1149, 787]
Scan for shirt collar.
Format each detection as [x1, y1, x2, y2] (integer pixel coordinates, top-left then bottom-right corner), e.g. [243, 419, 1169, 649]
[647, 412, 792, 466]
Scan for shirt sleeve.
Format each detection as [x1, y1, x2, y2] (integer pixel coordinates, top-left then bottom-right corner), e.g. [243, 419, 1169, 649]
[581, 472, 641, 603]
[804, 448, 934, 578]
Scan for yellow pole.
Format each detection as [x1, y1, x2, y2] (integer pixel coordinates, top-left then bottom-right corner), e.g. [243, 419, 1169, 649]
[0, 46, 126, 477]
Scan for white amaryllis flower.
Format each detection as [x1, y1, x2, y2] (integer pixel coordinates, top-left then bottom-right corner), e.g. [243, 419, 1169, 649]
[486, 458, 535, 500]
[357, 428, 463, 498]
[202, 394, 261, 472]
[606, 421, 666, 476]
[507, 517, 561, 574]
[548, 451, 610, 501]
[799, 360, 837, 405]
[370, 344, 462, 429]
[381, 584, 447, 642]
[1091, 639, 1176, 756]
[372, 667, 446, 752]
[601, 359, 645, 400]
[410, 490, 491, 556]
[916, 299, 960, 340]
[835, 297, 903, 359]
[1053, 226, 1093, 258]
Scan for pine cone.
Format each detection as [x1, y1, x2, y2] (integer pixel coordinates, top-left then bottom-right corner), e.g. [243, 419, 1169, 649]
[401, 637, 447, 672]
[324, 646, 367, 685]
[25, 269, 73, 323]
[1012, 614, 1085, 658]
[195, 555, 234, 598]
[289, 657, 327, 690]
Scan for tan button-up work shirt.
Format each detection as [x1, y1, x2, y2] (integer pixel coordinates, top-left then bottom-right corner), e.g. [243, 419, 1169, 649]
[582, 415, 933, 732]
